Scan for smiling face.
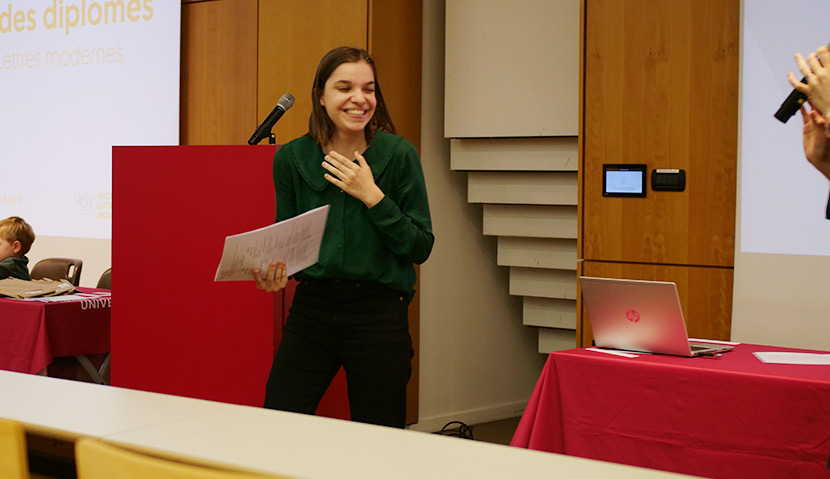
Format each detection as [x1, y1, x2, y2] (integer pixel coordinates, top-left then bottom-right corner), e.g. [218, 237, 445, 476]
[319, 60, 377, 138]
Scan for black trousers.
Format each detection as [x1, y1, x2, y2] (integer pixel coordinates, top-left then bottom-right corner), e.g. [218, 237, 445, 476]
[263, 279, 413, 428]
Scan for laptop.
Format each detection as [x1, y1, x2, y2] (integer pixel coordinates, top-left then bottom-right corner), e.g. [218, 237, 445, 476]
[578, 276, 734, 357]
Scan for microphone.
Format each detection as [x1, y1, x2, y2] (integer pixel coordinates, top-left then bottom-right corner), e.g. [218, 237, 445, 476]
[775, 42, 830, 123]
[248, 93, 295, 144]
[774, 77, 808, 123]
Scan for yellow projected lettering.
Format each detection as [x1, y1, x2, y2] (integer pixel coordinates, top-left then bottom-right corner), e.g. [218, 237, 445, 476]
[97, 191, 112, 220]
[1, 52, 41, 69]
[45, 0, 155, 35]
[45, 45, 123, 66]
[0, 6, 35, 33]
[2, 194, 23, 205]
[0, 0, 154, 36]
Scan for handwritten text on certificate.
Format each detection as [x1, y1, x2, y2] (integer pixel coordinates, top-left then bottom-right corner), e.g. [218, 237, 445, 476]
[214, 205, 330, 281]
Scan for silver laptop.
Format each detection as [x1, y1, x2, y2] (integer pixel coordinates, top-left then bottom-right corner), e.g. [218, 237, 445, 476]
[579, 276, 733, 357]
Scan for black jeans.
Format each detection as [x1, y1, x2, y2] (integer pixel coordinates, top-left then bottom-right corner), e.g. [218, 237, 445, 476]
[263, 279, 413, 428]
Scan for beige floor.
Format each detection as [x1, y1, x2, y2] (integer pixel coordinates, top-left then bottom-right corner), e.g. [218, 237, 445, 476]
[470, 416, 522, 445]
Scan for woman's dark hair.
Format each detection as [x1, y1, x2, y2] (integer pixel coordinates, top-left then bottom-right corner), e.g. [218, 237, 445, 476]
[308, 46, 396, 146]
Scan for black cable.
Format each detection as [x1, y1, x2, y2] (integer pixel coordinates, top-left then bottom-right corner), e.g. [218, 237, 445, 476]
[434, 420, 474, 440]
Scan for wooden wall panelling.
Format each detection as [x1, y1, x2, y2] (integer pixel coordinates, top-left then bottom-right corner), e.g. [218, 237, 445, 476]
[181, 0, 259, 145]
[368, 0, 423, 151]
[181, 0, 422, 422]
[577, 0, 585, 262]
[575, 258, 584, 346]
[258, 0, 423, 424]
[581, 0, 739, 267]
[580, 261, 733, 345]
[368, 0, 423, 426]
[258, 0, 368, 145]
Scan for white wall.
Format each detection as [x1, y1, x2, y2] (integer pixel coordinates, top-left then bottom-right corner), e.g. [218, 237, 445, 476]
[27, 236, 110, 288]
[731, 0, 830, 350]
[444, 0, 579, 137]
[412, 0, 546, 432]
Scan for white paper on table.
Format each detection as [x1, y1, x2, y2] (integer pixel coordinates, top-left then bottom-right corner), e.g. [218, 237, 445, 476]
[26, 292, 111, 303]
[753, 352, 830, 365]
[214, 205, 330, 282]
[586, 347, 639, 358]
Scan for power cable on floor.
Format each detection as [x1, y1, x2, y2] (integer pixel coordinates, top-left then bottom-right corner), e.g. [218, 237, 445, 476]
[434, 420, 474, 440]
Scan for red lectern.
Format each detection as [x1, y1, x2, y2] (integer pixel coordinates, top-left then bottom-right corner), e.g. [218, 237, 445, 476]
[112, 146, 348, 417]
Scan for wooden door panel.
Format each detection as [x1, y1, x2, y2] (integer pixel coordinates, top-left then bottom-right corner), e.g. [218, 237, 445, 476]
[579, 261, 733, 346]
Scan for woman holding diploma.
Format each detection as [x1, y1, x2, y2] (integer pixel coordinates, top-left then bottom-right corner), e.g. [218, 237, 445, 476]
[252, 46, 433, 428]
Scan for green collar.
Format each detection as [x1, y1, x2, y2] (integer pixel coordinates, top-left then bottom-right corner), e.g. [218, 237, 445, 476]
[290, 131, 399, 192]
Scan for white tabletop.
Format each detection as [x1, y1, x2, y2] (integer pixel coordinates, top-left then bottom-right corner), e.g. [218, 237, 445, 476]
[106, 400, 698, 479]
[0, 370, 218, 440]
[0, 370, 699, 478]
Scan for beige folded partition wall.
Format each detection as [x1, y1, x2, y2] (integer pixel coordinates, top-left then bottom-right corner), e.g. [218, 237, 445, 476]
[444, 0, 581, 353]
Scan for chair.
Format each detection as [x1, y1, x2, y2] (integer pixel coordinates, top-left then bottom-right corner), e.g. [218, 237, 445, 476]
[0, 417, 30, 479]
[30, 258, 83, 286]
[75, 438, 286, 479]
[96, 268, 112, 289]
[79, 268, 111, 384]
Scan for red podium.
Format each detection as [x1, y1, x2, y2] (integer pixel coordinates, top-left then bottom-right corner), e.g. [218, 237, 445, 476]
[112, 146, 348, 417]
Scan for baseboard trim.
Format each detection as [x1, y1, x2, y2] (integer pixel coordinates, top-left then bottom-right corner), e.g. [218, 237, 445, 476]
[407, 401, 526, 433]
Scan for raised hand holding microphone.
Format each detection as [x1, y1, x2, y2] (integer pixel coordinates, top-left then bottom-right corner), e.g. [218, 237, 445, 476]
[788, 45, 830, 119]
[788, 45, 830, 211]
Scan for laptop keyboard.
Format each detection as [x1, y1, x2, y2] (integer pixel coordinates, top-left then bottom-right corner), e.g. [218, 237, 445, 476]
[689, 344, 713, 352]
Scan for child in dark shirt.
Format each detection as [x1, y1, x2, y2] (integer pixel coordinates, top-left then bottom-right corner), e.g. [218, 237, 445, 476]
[0, 216, 36, 280]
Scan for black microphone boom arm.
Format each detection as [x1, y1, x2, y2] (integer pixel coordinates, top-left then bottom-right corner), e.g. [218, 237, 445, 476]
[248, 93, 295, 144]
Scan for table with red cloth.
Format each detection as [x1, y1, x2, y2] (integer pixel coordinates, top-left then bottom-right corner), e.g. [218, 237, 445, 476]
[511, 343, 830, 479]
[0, 288, 110, 375]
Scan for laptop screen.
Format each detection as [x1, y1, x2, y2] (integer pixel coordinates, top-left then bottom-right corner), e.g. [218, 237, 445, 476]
[579, 276, 695, 356]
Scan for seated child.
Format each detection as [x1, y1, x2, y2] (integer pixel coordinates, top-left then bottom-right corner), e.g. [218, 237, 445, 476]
[0, 216, 36, 280]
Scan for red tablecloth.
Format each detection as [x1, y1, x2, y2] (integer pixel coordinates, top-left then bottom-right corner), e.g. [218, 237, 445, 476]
[511, 344, 830, 479]
[0, 288, 110, 374]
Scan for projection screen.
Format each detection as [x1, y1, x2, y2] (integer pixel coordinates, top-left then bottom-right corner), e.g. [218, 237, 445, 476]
[0, 0, 180, 240]
[732, 0, 830, 350]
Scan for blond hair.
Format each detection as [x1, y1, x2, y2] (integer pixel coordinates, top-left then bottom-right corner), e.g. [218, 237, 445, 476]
[0, 216, 35, 255]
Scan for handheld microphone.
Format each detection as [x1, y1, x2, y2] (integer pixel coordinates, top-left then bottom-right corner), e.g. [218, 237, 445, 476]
[775, 42, 830, 124]
[248, 93, 295, 145]
[774, 77, 808, 123]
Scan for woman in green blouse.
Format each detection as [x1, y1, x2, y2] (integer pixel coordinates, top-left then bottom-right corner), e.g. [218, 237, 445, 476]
[253, 46, 433, 428]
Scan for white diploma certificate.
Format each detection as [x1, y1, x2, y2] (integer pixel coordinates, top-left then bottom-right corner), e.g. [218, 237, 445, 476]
[753, 352, 830, 365]
[214, 205, 330, 281]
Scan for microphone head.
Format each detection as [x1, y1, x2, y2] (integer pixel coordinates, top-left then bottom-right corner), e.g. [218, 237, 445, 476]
[278, 93, 295, 111]
[774, 78, 808, 123]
